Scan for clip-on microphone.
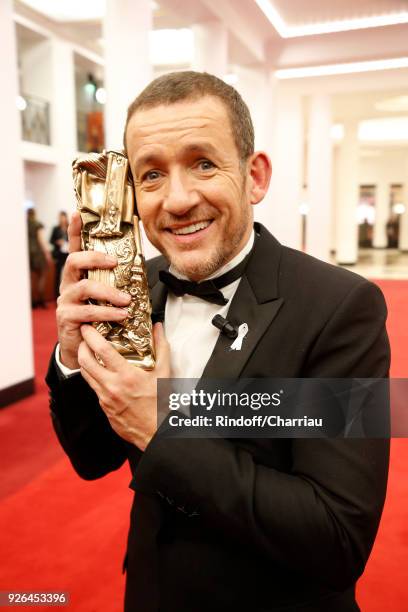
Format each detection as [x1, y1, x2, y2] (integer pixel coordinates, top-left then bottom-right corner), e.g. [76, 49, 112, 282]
[211, 315, 238, 339]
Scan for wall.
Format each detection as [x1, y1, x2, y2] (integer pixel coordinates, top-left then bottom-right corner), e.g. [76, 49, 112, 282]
[24, 161, 71, 241]
[0, 0, 34, 393]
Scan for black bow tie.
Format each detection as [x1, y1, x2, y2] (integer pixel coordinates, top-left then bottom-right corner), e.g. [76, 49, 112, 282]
[159, 254, 251, 305]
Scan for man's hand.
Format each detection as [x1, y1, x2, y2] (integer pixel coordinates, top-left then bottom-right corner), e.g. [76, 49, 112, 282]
[57, 212, 131, 369]
[78, 323, 170, 451]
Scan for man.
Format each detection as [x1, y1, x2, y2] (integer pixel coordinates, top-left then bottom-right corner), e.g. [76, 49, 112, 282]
[46, 72, 390, 612]
[49, 210, 69, 299]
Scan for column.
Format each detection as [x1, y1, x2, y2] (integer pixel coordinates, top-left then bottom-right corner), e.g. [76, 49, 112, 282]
[306, 95, 333, 262]
[0, 0, 34, 397]
[49, 38, 78, 228]
[104, 0, 153, 149]
[22, 37, 78, 234]
[192, 21, 228, 78]
[372, 178, 389, 248]
[234, 66, 269, 151]
[258, 81, 303, 249]
[335, 121, 359, 265]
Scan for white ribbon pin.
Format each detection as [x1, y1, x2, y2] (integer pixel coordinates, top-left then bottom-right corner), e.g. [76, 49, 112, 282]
[230, 323, 248, 351]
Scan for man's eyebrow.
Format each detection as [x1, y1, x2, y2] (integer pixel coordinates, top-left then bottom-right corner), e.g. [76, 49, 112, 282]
[133, 143, 219, 169]
[182, 142, 219, 156]
[133, 152, 163, 169]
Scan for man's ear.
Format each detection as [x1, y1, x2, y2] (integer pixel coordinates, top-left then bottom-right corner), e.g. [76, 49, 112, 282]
[247, 152, 272, 206]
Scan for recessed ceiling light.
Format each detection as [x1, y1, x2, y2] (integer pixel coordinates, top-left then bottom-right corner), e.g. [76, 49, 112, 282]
[393, 203, 406, 214]
[332, 118, 408, 142]
[299, 203, 309, 216]
[330, 124, 344, 141]
[360, 117, 408, 141]
[255, 0, 408, 38]
[16, 95, 27, 111]
[95, 87, 106, 104]
[275, 57, 408, 79]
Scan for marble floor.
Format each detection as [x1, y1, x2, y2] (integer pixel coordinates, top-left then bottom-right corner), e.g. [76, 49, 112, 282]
[335, 249, 408, 280]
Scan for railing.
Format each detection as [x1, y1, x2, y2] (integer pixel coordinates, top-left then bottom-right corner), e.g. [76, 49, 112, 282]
[20, 94, 50, 145]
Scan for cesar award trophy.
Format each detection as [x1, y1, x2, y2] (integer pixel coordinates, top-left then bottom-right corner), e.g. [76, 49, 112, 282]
[72, 150, 155, 369]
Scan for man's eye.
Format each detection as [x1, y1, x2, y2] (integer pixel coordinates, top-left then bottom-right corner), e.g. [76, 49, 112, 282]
[143, 170, 161, 182]
[197, 159, 215, 171]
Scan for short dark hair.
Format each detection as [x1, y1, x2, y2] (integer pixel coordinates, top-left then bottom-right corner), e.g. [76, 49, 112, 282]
[123, 71, 254, 162]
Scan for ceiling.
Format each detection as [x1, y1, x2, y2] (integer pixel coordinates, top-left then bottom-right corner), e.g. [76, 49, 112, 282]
[14, 0, 408, 72]
[15, 21, 45, 55]
[13, 0, 408, 146]
[16, 0, 408, 31]
[271, 0, 408, 27]
[15, 0, 214, 26]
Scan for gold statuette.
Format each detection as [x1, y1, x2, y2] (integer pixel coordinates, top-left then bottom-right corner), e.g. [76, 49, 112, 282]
[72, 150, 155, 369]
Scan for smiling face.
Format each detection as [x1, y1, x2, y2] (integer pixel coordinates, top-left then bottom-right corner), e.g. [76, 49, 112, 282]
[125, 96, 260, 281]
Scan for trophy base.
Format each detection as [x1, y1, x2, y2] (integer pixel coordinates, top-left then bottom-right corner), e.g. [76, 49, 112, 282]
[93, 327, 155, 370]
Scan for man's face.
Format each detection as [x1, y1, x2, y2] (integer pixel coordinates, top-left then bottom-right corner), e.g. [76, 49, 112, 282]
[126, 96, 253, 280]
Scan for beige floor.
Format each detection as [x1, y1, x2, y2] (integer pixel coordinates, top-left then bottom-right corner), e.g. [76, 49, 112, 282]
[335, 249, 408, 280]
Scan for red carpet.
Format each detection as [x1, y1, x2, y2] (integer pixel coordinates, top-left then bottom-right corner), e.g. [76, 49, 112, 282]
[356, 280, 408, 611]
[0, 281, 407, 611]
[0, 307, 131, 611]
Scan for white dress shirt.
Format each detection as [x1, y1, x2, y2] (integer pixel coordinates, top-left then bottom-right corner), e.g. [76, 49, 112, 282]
[56, 231, 255, 379]
[165, 231, 254, 378]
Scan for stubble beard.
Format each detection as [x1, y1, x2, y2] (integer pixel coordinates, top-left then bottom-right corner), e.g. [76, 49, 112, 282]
[166, 196, 252, 281]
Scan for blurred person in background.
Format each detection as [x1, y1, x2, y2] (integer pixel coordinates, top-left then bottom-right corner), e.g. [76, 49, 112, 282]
[50, 211, 69, 299]
[386, 213, 399, 248]
[27, 207, 51, 308]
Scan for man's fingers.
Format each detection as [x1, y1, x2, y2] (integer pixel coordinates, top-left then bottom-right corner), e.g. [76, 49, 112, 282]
[68, 211, 82, 253]
[153, 323, 171, 376]
[62, 251, 118, 285]
[81, 324, 125, 372]
[57, 303, 129, 326]
[78, 340, 109, 387]
[61, 278, 131, 307]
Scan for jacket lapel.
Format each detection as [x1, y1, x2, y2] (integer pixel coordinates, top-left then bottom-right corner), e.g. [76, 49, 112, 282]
[148, 256, 168, 324]
[150, 280, 168, 324]
[201, 224, 284, 379]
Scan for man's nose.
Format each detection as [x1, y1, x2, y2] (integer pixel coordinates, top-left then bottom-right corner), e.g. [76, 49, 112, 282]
[162, 170, 200, 216]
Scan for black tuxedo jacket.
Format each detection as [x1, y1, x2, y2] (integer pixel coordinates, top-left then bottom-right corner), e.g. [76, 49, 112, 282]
[46, 223, 390, 612]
